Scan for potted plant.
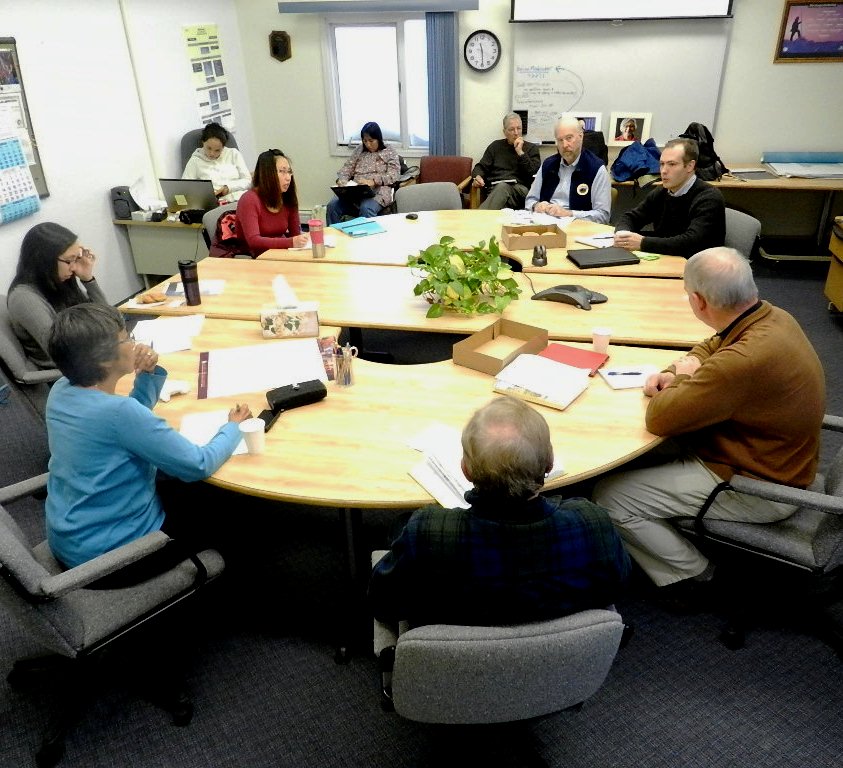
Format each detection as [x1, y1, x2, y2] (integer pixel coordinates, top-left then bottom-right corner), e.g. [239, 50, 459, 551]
[407, 235, 521, 318]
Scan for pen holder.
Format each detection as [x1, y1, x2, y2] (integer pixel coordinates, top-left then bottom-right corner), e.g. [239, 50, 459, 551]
[333, 346, 357, 387]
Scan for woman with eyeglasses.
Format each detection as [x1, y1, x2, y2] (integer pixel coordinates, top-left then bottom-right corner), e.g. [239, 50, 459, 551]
[7, 221, 109, 370]
[326, 122, 400, 225]
[235, 148, 309, 256]
[45, 303, 252, 577]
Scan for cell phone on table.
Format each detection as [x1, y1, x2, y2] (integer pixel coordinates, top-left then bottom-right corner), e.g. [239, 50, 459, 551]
[258, 408, 283, 433]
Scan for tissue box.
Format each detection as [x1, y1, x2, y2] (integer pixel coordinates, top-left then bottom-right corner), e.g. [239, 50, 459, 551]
[131, 210, 153, 222]
[501, 223, 567, 251]
[260, 303, 320, 338]
[453, 319, 548, 376]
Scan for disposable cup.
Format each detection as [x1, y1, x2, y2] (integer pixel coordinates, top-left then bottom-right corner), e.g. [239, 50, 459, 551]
[239, 417, 266, 455]
[592, 327, 612, 355]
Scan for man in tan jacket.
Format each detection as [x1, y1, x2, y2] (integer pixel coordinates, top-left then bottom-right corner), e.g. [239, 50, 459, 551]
[593, 247, 825, 589]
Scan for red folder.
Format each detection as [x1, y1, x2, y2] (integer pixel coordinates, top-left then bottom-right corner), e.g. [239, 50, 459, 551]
[538, 343, 609, 376]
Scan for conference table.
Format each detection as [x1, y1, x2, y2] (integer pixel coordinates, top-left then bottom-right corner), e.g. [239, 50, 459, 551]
[121, 318, 679, 509]
[258, 210, 688, 279]
[122, 258, 708, 348]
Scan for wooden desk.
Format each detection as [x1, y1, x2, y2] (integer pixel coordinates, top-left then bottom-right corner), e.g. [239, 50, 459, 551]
[259, 211, 686, 279]
[114, 219, 208, 286]
[123, 319, 678, 508]
[122, 259, 708, 348]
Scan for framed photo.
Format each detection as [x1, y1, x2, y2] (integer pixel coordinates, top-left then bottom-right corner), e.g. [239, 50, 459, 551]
[775, 2, 843, 63]
[572, 112, 602, 132]
[608, 112, 652, 147]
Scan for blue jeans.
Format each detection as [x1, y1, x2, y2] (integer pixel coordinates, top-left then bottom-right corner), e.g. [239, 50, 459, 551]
[326, 194, 383, 225]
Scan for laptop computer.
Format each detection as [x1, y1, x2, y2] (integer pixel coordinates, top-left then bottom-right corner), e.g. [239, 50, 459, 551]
[330, 183, 376, 202]
[159, 178, 218, 213]
[566, 247, 641, 269]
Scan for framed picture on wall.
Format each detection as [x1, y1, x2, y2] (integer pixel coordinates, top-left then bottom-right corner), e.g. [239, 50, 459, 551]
[775, 1, 843, 63]
[572, 112, 602, 132]
[608, 112, 651, 146]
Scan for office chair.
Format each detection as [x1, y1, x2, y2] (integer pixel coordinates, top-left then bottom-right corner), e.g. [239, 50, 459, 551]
[0, 474, 226, 767]
[395, 182, 462, 213]
[417, 155, 477, 208]
[202, 202, 250, 258]
[672, 414, 843, 652]
[0, 297, 60, 419]
[371, 551, 624, 764]
[724, 208, 762, 260]
[179, 128, 239, 171]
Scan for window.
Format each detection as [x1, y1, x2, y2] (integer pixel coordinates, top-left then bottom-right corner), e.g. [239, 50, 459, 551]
[324, 16, 429, 153]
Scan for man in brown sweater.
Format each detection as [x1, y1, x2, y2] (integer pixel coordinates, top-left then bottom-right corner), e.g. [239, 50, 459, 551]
[593, 246, 825, 588]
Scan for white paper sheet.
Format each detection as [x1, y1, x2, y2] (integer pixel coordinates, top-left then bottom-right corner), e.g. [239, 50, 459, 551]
[598, 365, 659, 390]
[204, 338, 327, 399]
[179, 409, 246, 454]
[167, 279, 225, 296]
[132, 315, 205, 354]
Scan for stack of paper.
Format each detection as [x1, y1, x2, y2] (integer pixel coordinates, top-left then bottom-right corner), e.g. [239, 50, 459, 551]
[494, 354, 590, 411]
[132, 314, 204, 353]
[408, 423, 565, 509]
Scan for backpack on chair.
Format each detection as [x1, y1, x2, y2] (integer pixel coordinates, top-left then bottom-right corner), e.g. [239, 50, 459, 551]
[210, 212, 250, 258]
[678, 123, 729, 181]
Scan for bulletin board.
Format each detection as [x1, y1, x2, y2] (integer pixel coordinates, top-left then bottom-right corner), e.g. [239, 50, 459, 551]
[0, 37, 49, 198]
[511, 18, 731, 145]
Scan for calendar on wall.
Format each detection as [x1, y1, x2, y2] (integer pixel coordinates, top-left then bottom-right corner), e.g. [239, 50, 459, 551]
[0, 37, 48, 202]
[0, 135, 39, 224]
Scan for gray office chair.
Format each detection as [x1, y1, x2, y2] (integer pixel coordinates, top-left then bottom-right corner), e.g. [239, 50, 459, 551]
[673, 414, 843, 651]
[724, 208, 761, 259]
[0, 296, 60, 418]
[371, 555, 624, 727]
[395, 181, 462, 213]
[179, 128, 239, 170]
[0, 474, 225, 767]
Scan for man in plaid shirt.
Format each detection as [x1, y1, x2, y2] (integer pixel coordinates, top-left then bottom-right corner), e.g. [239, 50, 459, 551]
[369, 397, 630, 627]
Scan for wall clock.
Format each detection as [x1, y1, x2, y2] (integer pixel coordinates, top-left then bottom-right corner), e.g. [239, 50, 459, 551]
[463, 29, 501, 73]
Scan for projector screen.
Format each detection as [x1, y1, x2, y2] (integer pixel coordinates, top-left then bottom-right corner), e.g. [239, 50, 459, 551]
[511, 0, 733, 22]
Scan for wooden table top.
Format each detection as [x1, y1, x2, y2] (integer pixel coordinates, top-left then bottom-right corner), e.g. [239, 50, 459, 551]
[122, 318, 679, 508]
[122, 259, 708, 349]
[258, 210, 687, 279]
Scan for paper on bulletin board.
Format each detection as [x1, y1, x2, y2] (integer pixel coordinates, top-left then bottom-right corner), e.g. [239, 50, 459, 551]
[183, 24, 236, 131]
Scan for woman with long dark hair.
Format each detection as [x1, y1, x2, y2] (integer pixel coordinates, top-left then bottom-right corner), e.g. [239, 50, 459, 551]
[235, 149, 308, 256]
[326, 122, 400, 225]
[7, 222, 109, 369]
[182, 121, 251, 203]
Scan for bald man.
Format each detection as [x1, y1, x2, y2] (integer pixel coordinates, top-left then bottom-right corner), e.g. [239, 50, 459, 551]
[524, 115, 611, 223]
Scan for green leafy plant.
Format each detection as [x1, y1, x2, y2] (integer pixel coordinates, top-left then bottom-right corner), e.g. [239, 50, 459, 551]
[407, 235, 521, 318]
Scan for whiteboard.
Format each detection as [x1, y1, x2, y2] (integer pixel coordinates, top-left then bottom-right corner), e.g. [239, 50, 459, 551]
[512, 19, 731, 145]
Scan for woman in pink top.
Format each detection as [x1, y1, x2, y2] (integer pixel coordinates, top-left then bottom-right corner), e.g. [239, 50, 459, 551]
[236, 149, 309, 256]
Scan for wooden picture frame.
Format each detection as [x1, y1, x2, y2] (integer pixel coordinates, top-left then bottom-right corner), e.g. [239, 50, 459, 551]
[775, 1, 843, 63]
[608, 112, 651, 147]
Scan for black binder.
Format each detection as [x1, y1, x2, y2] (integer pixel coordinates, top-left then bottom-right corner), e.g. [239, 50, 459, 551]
[566, 247, 641, 269]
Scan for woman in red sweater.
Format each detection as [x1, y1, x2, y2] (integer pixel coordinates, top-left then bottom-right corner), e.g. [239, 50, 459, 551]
[236, 149, 309, 256]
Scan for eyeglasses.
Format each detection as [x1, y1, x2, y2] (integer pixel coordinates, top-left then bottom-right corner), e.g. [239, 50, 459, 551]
[57, 248, 89, 266]
[277, 168, 293, 176]
[57, 255, 81, 266]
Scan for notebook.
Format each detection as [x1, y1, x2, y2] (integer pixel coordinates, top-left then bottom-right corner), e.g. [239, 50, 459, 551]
[539, 343, 609, 376]
[566, 247, 641, 269]
[159, 178, 218, 212]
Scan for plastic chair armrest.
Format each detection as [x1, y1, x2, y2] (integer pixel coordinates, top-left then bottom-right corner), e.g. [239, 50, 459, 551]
[18, 369, 61, 385]
[822, 414, 843, 433]
[729, 475, 843, 515]
[0, 473, 49, 505]
[39, 530, 172, 598]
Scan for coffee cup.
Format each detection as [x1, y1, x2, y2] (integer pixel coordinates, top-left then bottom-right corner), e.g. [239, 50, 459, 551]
[239, 417, 266, 455]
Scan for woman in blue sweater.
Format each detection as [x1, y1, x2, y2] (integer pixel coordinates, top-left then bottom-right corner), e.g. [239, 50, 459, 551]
[45, 303, 251, 575]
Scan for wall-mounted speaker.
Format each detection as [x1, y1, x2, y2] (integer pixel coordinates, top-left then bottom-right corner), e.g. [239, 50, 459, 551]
[111, 186, 139, 220]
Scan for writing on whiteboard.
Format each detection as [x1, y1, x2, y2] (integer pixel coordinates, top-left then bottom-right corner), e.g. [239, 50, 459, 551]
[513, 65, 584, 143]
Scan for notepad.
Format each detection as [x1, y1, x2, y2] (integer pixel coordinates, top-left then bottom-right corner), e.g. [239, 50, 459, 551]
[494, 354, 590, 411]
[598, 365, 659, 390]
[330, 216, 386, 237]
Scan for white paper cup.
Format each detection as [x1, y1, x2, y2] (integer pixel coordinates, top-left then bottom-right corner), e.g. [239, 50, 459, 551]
[239, 417, 266, 455]
[592, 327, 612, 354]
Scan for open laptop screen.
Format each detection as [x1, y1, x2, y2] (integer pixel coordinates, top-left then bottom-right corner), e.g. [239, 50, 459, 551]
[159, 178, 218, 212]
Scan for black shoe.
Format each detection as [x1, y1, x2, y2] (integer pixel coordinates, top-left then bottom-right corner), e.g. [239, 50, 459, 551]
[654, 577, 716, 615]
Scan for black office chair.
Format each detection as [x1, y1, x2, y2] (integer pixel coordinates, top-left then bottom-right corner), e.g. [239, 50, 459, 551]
[0, 474, 226, 767]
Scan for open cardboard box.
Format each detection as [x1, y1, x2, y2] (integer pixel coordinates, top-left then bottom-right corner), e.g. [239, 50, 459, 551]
[501, 223, 567, 251]
[453, 319, 548, 376]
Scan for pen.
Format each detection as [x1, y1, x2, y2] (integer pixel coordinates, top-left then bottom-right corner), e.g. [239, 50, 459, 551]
[593, 234, 615, 240]
[608, 371, 642, 376]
